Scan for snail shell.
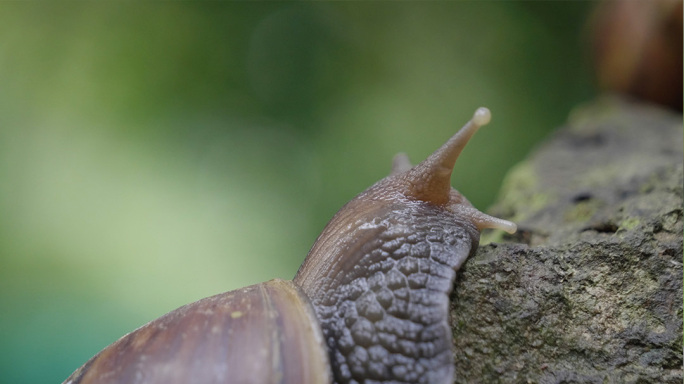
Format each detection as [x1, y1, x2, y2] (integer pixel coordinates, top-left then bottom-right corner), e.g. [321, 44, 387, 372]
[64, 107, 515, 384]
[65, 279, 331, 384]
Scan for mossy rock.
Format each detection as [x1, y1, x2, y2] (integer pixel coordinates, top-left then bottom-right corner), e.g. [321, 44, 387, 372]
[452, 98, 683, 384]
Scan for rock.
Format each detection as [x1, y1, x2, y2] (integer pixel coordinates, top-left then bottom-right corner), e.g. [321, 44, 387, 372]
[451, 98, 683, 383]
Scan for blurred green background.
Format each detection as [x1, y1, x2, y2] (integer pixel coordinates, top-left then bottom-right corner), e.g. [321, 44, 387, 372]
[0, 3, 595, 383]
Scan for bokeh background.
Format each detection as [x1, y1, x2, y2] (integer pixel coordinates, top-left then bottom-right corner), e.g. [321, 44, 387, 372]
[0, 3, 597, 383]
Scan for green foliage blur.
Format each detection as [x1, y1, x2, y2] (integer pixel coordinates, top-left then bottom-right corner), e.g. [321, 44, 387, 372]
[0, 3, 594, 383]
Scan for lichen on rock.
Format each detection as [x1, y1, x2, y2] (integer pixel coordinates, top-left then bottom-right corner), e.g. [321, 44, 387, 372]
[452, 98, 683, 383]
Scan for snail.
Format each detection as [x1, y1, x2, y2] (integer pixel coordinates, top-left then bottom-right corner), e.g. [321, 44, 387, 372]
[64, 107, 516, 384]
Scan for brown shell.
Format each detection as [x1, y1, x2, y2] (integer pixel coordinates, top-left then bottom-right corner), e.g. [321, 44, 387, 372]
[64, 279, 331, 384]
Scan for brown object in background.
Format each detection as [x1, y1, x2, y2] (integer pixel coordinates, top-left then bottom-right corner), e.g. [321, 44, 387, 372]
[591, 0, 683, 111]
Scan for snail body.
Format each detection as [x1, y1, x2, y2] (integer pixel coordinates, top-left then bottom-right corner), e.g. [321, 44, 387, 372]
[64, 108, 516, 384]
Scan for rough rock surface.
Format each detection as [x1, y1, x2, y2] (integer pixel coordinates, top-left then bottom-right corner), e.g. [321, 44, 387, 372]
[451, 98, 683, 384]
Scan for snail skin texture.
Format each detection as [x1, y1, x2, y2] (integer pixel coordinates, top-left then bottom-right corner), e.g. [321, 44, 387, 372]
[64, 107, 516, 384]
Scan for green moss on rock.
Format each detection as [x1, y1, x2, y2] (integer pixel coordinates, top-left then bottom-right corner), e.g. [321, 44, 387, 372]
[458, 99, 683, 383]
